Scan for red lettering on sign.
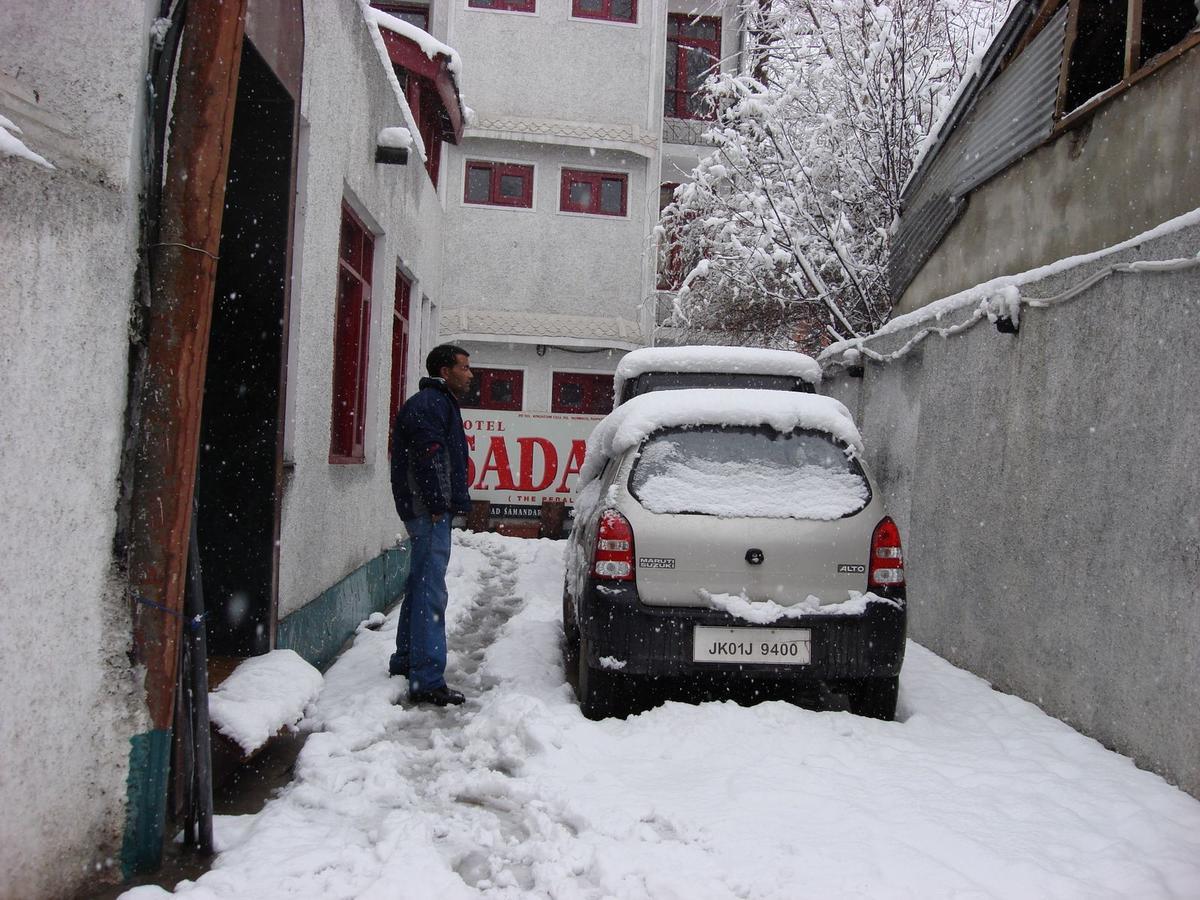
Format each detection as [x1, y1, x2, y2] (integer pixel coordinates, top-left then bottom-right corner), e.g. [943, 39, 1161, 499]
[516, 437, 558, 492]
[555, 439, 586, 493]
[475, 436, 517, 491]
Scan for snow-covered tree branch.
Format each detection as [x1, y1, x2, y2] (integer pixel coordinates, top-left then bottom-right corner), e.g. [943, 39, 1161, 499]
[659, 0, 1009, 351]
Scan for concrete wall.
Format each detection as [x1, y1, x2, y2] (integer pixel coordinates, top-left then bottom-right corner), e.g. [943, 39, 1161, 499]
[442, 138, 653, 320]
[898, 48, 1200, 314]
[446, 1, 659, 130]
[276, 2, 446, 618]
[826, 222, 1200, 799]
[0, 2, 154, 896]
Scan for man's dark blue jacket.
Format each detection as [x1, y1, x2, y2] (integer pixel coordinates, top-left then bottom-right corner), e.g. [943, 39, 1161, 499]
[390, 377, 472, 520]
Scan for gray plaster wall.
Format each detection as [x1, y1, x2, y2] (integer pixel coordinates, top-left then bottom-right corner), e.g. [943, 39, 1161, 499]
[899, 49, 1200, 314]
[276, 2, 448, 618]
[827, 222, 1200, 799]
[442, 138, 653, 321]
[0, 2, 155, 896]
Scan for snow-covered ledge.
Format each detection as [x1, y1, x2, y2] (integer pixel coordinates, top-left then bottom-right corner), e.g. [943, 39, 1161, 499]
[208, 650, 323, 757]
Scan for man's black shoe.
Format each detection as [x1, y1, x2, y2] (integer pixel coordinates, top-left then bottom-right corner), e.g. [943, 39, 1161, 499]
[410, 685, 465, 706]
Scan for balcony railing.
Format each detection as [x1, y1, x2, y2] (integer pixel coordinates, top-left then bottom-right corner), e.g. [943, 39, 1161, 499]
[661, 116, 710, 146]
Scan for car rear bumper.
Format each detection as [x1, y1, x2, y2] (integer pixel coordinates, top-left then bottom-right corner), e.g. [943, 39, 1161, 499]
[578, 581, 906, 681]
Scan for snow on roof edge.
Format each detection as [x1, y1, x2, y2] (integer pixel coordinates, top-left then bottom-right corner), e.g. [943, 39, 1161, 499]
[579, 389, 862, 485]
[901, 0, 1033, 201]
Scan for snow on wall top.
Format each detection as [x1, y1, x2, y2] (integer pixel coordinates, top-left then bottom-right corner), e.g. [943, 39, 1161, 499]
[580, 388, 862, 484]
[613, 346, 821, 401]
[823, 205, 1200, 365]
[207, 649, 323, 756]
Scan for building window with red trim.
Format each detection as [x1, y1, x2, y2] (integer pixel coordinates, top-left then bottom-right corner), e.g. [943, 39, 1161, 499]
[560, 169, 628, 216]
[552, 372, 614, 415]
[388, 270, 412, 454]
[464, 161, 534, 207]
[462, 367, 524, 411]
[371, 2, 430, 30]
[665, 14, 721, 120]
[572, 0, 636, 23]
[468, 0, 535, 12]
[330, 204, 375, 463]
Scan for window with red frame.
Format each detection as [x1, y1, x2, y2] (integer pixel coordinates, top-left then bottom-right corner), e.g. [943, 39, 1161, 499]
[552, 372, 614, 415]
[388, 270, 412, 454]
[330, 204, 375, 463]
[468, 0, 535, 11]
[560, 169, 627, 216]
[572, 0, 635, 23]
[370, 2, 430, 30]
[665, 14, 720, 120]
[461, 367, 524, 411]
[464, 161, 534, 207]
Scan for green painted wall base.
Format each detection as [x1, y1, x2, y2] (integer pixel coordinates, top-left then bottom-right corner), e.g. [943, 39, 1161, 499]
[121, 728, 173, 877]
[276, 543, 411, 671]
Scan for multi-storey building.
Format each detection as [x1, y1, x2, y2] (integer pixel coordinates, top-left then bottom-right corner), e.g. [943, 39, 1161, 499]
[380, 0, 744, 420]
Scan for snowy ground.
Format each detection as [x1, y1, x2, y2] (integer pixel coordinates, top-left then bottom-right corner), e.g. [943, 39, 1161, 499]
[126, 533, 1200, 899]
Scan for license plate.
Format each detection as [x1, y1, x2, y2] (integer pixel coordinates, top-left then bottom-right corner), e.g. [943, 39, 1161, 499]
[692, 627, 812, 665]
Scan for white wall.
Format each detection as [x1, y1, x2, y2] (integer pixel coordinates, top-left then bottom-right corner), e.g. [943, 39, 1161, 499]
[276, 1, 448, 618]
[442, 138, 654, 321]
[0, 2, 154, 897]
[446, 1, 660, 130]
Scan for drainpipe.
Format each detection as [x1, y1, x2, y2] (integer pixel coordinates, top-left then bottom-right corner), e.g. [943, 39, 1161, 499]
[122, 0, 247, 875]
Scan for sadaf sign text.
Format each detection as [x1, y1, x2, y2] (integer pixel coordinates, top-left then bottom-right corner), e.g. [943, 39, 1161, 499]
[463, 410, 602, 518]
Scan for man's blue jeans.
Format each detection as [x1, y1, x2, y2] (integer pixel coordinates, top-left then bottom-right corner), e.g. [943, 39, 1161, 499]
[390, 514, 452, 692]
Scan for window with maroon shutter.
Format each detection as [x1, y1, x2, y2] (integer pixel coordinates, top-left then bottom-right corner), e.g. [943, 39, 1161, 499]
[560, 169, 628, 216]
[552, 372, 615, 415]
[464, 161, 534, 207]
[330, 204, 375, 463]
[665, 14, 721, 120]
[461, 367, 524, 411]
[572, 0, 636, 23]
[388, 270, 412, 455]
[468, 0, 535, 11]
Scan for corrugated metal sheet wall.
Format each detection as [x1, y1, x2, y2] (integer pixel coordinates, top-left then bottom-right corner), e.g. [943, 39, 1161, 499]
[889, 6, 1069, 301]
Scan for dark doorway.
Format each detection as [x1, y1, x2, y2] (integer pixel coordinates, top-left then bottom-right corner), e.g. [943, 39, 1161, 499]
[197, 39, 293, 657]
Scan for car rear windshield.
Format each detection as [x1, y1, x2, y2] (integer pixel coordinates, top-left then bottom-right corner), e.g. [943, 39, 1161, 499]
[621, 372, 813, 403]
[629, 425, 870, 520]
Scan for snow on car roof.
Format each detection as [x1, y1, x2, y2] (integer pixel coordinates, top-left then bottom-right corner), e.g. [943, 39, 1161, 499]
[580, 388, 862, 484]
[613, 346, 821, 400]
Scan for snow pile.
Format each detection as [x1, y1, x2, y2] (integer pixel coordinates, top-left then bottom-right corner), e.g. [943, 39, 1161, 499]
[579, 389, 862, 484]
[207, 650, 323, 756]
[0, 114, 53, 169]
[613, 346, 821, 401]
[122, 533, 1200, 900]
[699, 589, 900, 623]
[376, 126, 413, 150]
[632, 438, 868, 520]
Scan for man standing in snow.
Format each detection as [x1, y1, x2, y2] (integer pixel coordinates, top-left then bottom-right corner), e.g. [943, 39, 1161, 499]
[388, 344, 474, 706]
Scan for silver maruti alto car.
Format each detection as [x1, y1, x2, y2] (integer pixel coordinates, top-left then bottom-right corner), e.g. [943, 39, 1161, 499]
[562, 387, 906, 720]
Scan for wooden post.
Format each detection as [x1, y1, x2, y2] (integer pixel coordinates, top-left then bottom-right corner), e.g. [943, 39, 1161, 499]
[123, 0, 247, 875]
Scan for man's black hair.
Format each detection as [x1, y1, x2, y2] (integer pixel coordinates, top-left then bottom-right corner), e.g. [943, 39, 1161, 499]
[426, 343, 469, 378]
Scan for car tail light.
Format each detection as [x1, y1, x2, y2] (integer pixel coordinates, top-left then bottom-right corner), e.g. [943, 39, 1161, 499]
[593, 510, 635, 581]
[869, 516, 905, 590]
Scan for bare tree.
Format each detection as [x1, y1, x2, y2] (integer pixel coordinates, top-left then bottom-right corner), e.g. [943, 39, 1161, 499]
[658, 0, 1009, 352]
